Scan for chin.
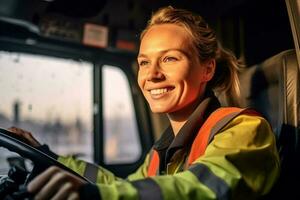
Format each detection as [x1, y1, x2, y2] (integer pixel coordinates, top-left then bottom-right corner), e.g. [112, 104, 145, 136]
[150, 108, 166, 114]
[149, 105, 170, 114]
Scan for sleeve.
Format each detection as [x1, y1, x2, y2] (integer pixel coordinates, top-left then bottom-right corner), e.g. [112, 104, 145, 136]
[127, 153, 151, 181]
[57, 151, 151, 185]
[79, 114, 280, 200]
[36, 144, 124, 184]
[57, 155, 123, 184]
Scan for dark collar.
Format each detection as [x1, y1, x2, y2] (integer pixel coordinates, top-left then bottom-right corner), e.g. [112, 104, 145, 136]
[153, 91, 221, 152]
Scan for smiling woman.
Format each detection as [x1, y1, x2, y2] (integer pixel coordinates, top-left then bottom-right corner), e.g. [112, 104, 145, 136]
[6, 6, 280, 200]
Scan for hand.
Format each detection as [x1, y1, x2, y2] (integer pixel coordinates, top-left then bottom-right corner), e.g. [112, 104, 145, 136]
[28, 166, 87, 200]
[7, 127, 41, 147]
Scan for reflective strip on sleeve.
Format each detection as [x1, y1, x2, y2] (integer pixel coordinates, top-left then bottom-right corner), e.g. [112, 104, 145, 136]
[189, 163, 231, 200]
[132, 178, 163, 200]
[83, 162, 99, 183]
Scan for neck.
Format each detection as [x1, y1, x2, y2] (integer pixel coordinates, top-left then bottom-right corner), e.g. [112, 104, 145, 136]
[167, 96, 203, 136]
[168, 119, 187, 136]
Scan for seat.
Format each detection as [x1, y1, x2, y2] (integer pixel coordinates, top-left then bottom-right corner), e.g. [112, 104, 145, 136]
[239, 49, 300, 198]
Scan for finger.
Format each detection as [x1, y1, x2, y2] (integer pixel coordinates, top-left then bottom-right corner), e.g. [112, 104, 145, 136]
[17, 128, 40, 146]
[7, 127, 27, 143]
[33, 169, 69, 200]
[9, 126, 24, 132]
[7, 127, 40, 146]
[22, 131, 41, 147]
[7, 127, 22, 135]
[8, 127, 29, 138]
[8, 126, 30, 136]
[27, 166, 60, 194]
[50, 182, 73, 200]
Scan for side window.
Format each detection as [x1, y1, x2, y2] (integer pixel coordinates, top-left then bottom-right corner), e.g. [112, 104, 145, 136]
[102, 65, 141, 164]
[0, 51, 94, 174]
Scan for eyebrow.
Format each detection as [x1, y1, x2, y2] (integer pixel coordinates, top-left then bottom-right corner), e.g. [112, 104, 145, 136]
[137, 48, 191, 59]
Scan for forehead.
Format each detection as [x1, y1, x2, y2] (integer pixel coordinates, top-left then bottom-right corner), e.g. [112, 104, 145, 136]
[139, 24, 193, 55]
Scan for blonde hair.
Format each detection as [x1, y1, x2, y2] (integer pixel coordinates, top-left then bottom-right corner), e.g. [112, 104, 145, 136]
[141, 6, 241, 106]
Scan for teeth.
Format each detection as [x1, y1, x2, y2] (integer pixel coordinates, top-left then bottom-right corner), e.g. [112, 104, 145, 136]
[150, 88, 168, 95]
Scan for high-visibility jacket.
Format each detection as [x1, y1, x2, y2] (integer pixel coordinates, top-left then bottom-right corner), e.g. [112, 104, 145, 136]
[147, 107, 261, 177]
[57, 96, 280, 200]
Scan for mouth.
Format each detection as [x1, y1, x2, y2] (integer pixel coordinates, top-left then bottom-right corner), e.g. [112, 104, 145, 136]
[148, 86, 175, 97]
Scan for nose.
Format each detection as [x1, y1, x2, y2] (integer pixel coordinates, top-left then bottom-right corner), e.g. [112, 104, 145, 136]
[147, 63, 165, 81]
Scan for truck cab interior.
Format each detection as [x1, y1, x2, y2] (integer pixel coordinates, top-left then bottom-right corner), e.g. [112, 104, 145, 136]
[0, 0, 299, 199]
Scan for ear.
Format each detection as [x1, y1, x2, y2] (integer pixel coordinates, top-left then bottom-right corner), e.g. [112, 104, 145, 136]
[202, 59, 216, 82]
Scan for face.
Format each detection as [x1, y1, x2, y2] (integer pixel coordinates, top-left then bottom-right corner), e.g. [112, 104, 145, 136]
[137, 24, 214, 116]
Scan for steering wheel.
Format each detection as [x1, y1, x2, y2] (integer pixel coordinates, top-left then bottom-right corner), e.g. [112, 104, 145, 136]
[0, 127, 91, 186]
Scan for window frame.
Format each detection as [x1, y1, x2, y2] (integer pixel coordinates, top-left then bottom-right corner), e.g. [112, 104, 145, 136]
[0, 33, 154, 177]
[94, 59, 154, 176]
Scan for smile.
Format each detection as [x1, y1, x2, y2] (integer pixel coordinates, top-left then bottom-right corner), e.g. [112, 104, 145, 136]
[149, 87, 174, 96]
[150, 88, 168, 95]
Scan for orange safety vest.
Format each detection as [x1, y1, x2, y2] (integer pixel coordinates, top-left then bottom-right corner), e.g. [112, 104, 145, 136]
[147, 107, 260, 176]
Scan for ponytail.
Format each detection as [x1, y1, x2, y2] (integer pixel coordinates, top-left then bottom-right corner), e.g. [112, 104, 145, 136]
[209, 45, 242, 107]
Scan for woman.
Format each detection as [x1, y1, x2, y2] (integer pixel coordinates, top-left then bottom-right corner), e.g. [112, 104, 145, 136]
[9, 6, 279, 200]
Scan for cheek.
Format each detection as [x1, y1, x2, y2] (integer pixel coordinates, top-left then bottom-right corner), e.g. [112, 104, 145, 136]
[167, 65, 190, 82]
[184, 66, 207, 95]
[188, 65, 206, 83]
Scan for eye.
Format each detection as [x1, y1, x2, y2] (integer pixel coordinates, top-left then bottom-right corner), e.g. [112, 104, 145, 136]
[163, 56, 178, 62]
[138, 60, 149, 67]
